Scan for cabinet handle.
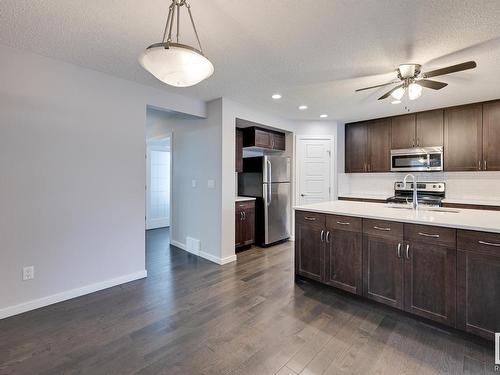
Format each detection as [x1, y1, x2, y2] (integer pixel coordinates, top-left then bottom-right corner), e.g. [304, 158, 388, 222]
[418, 232, 440, 238]
[397, 243, 402, 258]
[373, 226, 391, 231]
[405, 244, 410, 260]
[479, 160, 482, 170]
[326, 231, 331, 243]
[416, 138, 420, 147]
[478, 240, 500, 247]
[243, 211, 246, 220]
[304, 216, 316, 221]
[320, 230, 325, 242]
[484, 160, 487, 170]
[240, 212, 243, 221]
[336, 221, 350, 225]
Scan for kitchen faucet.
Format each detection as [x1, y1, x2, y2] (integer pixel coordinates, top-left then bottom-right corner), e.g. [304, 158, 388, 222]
[403, 173, 418, 210]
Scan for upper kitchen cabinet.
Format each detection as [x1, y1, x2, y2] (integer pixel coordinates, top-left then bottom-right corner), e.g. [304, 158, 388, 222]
[237, 119, 286, 151]
[345, 122, 368, 173]
[391, 110, 443, 149]
[235, 128, 243, 173]
[416, 110, 444, 147]
[345, 119, 390, 173]
[444, 104, 483, 171]
[482, 100, 500, 171]
[368, 119, 391, 172]
[391, 114, 416, 149]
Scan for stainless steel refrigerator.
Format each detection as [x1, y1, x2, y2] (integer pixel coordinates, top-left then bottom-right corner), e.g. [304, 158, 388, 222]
[238, 156, 291, 246]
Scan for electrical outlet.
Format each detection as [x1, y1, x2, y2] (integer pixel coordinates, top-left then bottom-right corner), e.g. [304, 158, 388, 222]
[191, 179, 197, 188]
[23, 266, 35, 281]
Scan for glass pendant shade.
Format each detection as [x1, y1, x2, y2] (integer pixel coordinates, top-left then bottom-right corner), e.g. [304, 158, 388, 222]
[408, 83, 422, 100]
[391, 87, 406, 100]
[140, 43, 214, 87]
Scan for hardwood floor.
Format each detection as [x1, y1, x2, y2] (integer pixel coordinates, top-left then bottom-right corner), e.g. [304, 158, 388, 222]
[0, 228, 496, 374]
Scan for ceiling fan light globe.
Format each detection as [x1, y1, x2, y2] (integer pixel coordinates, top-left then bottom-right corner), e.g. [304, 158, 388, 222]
[408, 83, 423, 100]
[399, 64, 419, 79]
[391, 87, 406, 101]
[139, 44, 214, 87]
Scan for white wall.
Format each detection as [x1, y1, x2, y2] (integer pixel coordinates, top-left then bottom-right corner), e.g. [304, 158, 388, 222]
[0, 44, 206, 318]
[146, 101, 233, 264]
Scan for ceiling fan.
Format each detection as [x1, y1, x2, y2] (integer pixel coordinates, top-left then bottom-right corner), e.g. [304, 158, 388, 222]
[356, 61, 477, 103]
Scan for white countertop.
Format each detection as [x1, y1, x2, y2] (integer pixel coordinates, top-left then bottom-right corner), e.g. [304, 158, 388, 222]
[294, 200, 500, 234]
[442, 197, 500, 207]
[235, 196, 256, 202]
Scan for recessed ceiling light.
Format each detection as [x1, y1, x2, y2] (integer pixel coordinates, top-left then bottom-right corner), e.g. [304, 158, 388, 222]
[391, 100, 401, 104]
[320, 114, 328, 118]
[298, 105, 308, 110]
[272, 94, 282, 100]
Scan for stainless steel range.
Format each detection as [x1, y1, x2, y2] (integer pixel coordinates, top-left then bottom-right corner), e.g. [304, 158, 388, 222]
[386, 181, 446, 207]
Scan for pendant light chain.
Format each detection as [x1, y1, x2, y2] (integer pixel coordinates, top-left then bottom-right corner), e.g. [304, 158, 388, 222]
[159, 0, 204, 54]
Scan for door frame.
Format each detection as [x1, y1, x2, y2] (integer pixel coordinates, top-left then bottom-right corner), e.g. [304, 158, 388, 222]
[146, 133, 172, 231]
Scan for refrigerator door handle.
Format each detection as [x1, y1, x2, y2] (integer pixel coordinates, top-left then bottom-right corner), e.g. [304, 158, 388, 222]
[267, 160, 272, 206]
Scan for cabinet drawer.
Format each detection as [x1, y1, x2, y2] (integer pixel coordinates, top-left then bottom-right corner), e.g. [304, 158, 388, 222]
[458, 230, 500, 256]
[363, 219, 403, 241]
[326, 214, 362, 233]
[295, 211, 325, 227]
[236, 201, 255, 212]
[405, 224, 456, 248]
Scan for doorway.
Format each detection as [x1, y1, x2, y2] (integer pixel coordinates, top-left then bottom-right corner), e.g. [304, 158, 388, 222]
[146, 136, 171, 230]
[296, 135, 335, 205]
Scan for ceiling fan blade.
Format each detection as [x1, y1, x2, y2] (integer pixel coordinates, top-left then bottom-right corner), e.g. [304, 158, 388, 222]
[355, 81, 399, 92]
[417, 79, 448, 90]
[378, 84, 403, 100]
[422, 61, 477, 78]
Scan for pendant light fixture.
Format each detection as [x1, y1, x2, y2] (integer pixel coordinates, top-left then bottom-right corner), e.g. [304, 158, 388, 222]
[139, 0, 214, 87]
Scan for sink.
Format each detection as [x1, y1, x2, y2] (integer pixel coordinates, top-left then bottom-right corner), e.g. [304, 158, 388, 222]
[423, 208, 460, 214]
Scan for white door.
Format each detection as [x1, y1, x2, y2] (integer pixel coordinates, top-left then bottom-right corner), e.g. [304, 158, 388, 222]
[146, 139, 171, 230]
[297, 136, 333, 205]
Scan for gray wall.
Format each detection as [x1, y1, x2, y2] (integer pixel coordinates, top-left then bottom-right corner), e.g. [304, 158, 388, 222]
[0, 44, 206, 317]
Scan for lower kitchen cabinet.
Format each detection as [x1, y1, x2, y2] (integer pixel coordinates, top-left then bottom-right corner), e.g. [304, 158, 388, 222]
[362, 219, 404, 309]
[294, 210, 500, 340]
[295, 212, 325, 281]
[457, 230, 500, 340]
[235, 201, 255, 248]
[324, 216, 363, 295]
[403, 224, 457, 327]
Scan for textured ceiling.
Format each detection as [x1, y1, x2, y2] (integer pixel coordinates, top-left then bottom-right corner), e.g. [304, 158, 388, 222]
[1, 0, 500, 122]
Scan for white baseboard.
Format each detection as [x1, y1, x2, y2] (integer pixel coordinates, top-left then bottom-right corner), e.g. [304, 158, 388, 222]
[170, 239, 187, 250]
[0, 270, 147, 320]
[199, 251, 237, 265]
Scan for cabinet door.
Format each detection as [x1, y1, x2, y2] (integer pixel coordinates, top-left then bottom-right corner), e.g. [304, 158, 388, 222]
[324, 229, 362, 295]
[241, 208, 255, 246]
[457, 230, 500, 340]
[483, 101, 500, 171]
[236, 129, 243, 173]
[391, 114, 416, 149]
[416, 109, 444, 147]
[345, 122, 368, 173]
[404, 241, 456, 326]
[444, 104, 483, 171]
[235, 210, 243, 247]
[272, 133, 286, 150]
[295, 222, 324, 282]
[368, 119, 391, 172]
[363, 236, 404, 309]
[254, 129, 272, 148]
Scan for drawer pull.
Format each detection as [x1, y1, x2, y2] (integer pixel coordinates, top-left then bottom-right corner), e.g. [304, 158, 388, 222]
[373, 226, 391, 231]
[478, 240, 500, 247]
[336, 221, 350, 225]
[418, 232, 440, 238]
[304, 216, 316, 221]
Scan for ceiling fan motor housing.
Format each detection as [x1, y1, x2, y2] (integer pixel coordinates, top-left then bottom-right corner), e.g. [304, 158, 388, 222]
[398, 64, 421, 79]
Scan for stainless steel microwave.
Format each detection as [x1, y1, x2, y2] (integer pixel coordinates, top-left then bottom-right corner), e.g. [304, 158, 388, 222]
[391, 147, 443, 172]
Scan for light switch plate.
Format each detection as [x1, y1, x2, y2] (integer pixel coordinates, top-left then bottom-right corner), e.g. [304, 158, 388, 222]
[207, 179, 215, 189]
[191, 179, 197, 188]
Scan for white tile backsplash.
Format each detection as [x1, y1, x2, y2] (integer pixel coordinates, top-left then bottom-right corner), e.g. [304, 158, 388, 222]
[339, 171, 500, 202]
